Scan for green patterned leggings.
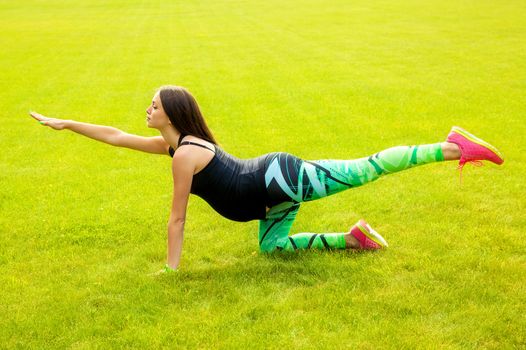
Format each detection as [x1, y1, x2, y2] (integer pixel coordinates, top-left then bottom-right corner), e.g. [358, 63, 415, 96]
[259, 143, 444, 252]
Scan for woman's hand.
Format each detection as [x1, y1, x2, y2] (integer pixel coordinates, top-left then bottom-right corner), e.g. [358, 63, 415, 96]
[29, 111, 69, 130]
[149, 264, 178, 277]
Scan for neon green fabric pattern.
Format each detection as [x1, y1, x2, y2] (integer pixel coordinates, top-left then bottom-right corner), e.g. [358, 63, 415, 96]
[259, 143, 444, 252]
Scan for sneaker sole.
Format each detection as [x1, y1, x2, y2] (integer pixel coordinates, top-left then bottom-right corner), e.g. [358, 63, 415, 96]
[451, 126, 504, 161]
[356, 220, 389, 248]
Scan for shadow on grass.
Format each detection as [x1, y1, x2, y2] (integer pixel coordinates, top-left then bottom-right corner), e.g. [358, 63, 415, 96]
[155, 249, 382, 291]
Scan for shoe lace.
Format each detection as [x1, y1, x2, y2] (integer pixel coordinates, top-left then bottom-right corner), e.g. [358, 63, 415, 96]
[457, 160, 484, 184]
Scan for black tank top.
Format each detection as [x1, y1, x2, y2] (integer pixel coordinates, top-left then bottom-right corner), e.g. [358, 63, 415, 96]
[169, 135, 269, 222]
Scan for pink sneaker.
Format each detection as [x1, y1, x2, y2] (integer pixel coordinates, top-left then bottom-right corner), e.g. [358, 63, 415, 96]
[350, 219, 388, 250]
[446, 126, 504, 170]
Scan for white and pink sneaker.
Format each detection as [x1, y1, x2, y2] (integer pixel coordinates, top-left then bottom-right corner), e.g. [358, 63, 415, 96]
[350, 219, 388, 250]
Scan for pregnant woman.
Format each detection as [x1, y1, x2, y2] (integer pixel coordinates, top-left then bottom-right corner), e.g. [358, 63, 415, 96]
[30, 85, 504, 273]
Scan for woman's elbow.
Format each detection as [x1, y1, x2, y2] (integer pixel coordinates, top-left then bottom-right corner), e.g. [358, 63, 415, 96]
[107, 130, 125, 147]
[168, 217, 186, 226]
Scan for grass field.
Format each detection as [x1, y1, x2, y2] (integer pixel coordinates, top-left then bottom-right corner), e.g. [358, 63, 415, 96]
[1, 0, 525, 348]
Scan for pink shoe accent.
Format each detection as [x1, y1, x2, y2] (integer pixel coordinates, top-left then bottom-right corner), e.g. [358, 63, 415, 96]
[349, 219, 387, 250]
[446, 126, 504, 171]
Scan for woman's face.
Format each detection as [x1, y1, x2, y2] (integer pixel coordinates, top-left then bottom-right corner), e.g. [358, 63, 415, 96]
[146, 92, 171, 129]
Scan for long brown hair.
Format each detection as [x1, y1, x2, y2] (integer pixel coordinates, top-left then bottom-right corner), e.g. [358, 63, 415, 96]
[158, 85, 217, 144]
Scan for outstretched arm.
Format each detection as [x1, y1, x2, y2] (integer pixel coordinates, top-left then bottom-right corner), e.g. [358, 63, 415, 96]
[30, 111, 170, 155]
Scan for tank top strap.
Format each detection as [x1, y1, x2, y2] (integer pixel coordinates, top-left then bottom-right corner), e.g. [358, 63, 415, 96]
[178, 133, 188, 146]
[179, 141, 216, 153]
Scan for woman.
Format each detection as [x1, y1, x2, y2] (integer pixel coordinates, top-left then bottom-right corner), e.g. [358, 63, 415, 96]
[30, 85, 504, 273]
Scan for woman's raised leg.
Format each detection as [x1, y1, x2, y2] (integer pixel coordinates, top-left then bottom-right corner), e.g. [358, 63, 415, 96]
[265, 142, 449, 204]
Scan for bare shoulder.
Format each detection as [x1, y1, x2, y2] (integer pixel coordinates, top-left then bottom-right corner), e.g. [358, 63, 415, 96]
[171, 145, 196, 164]
[173, 136, 215, 174]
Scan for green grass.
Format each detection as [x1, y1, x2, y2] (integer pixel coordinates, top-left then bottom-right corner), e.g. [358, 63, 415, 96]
[1, 0, 525, 348]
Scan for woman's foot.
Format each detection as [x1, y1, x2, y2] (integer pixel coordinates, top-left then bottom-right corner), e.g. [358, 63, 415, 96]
[445, 126, 504, 168]
[345, 219, 388, 250]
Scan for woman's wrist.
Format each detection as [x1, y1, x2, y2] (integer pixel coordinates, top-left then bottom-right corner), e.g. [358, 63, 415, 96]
[62, 119, 74, 130]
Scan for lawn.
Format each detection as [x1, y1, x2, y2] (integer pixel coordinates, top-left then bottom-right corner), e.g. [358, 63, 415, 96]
[1, 0, 525, 348]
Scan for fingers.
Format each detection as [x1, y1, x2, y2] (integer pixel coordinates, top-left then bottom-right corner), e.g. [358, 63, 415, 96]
[148, 267, 179, 277]
[29, 111, 44, 121]
[29, 111, 50, 126]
